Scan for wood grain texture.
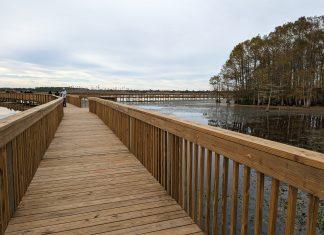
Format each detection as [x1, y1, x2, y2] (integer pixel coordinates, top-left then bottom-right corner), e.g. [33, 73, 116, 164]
[306, 194, 319, 235]
[88, 98, 323, 235]
[0, 98, 63, 148]
[205, 149, 212, 234]
[284, 186, 297, 235]
[221, 157, 229, 235]
[88, 98, 324, 198]
[198, 147, 205, 228]
[240, 166, 251, 235]
[66, 95, 81, 107]
[0, 96, 63, 233]
[212, 154, 220, 235]
[268, 178, 279, 235]
[254, 172, 264, 235]
[5, 105, 200, 234]
[230, 161, 239, 235]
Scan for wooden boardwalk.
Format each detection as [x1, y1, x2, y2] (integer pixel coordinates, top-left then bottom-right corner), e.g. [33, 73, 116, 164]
[5, 105, 201, 234]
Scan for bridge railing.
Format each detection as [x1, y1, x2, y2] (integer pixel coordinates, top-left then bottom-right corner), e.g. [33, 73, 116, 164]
[0, 97, 63, 233]
[71, 91, 215, 102]
[89, 97, 323, 235]
[0, 92, 56, 105]
[66, 94, 82, 107]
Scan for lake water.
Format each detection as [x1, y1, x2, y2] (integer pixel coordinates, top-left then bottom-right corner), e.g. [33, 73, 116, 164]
[0, 106, 21, 120]
[131, 100, 324, 234]
[132, 100, 324, 153]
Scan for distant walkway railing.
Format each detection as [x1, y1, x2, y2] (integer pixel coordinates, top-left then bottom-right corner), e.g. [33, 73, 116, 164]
[0, 92, 56, 106]
[72, 91, 214, 102]
[0, 97, 63, 233]
[66, 94, 82, 107]
[89, 97, 323, 235]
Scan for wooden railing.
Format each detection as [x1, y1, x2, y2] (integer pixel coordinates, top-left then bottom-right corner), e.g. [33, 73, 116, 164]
[89, 97, 324, 235]
[0, 92, 56, 105]
[67, 94, 81, 107]
[0, 97, 63, 233]
[72, 91, 214, 102]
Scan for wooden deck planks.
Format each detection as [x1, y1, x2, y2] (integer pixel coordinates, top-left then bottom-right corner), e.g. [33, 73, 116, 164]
[5, 105, 201, 234]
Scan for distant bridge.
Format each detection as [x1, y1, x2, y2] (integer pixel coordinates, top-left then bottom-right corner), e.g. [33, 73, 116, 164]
[72, 91, 214, 101]
[67, 91, 216, 107]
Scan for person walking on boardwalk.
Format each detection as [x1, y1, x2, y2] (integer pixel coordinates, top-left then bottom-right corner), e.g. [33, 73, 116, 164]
[61, 88, 67, 107]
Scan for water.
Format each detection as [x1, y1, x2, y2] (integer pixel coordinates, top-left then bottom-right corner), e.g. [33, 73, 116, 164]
[131, 100, 324, 153]
[0, 106, 21, 120]
[130, 100, 324, 234]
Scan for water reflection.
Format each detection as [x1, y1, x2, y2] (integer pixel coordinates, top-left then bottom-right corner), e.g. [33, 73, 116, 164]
[132, 100, 324, 153]
[0, 106, 21, 119]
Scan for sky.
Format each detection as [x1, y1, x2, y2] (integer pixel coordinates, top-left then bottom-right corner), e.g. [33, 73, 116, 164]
[0, 1, 323, 90]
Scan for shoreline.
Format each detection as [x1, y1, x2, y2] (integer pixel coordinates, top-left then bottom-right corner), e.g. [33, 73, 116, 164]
[231, 104, 324, 114]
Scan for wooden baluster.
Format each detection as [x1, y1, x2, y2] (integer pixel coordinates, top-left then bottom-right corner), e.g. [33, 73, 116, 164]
[167, 133, 172, 195]
[240, 166, 251, 235]
[145, 123, 149, 169]
[160, 129, 164, 187]
[158, 128, 162, 182]
[268, 178, 279, 235]
[306, 194, 319, 235]
[171, 134, 175, 198]
[174, 135, 179, 200]
[183, 140, 188, 210]
[221, 157, 229, 235]
[151, 125, 155, 175]
[163, 130, 168, 191]
[179, 138, 183, 207]
[157, 128, 161, 183]
[213, 153, 220, 235]
[285, 186, 297, 235]
[254, 172, 264, 235]
[140, 121, 143, 164]
[189, 142, 194, 218]
[193, 143, 199, 222]
[0, 146, 9, 233]
[198, 147, 205, 227]
[151, 126, 154, 176]
[205, 149, 212, 234]
[230, 161, 239, 235]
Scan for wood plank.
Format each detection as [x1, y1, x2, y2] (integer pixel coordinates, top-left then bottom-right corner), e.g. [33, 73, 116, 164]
[221, 156, 229, 235]
[205, 149, 212, 234]
[306, 194, 319, 235]
[254, 172, 264, 235]
[213, 153, 220, 235]
[198, 147, 205, 227]
[5, 105, 201, 234]
[268, 178, 279, 235]
[188, 142, 193, 218]
[284, 186, 297, 235]
[0, 98, 63, 148]
[230, 161, 239, 235]
[240, 166, 251, 235]
[192, 143, 198, 222]
[88, 98, 324, 198]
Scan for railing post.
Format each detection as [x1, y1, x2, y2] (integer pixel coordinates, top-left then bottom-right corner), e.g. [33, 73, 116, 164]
[5, 143, 14, 218]
[0, 146, 10, 234]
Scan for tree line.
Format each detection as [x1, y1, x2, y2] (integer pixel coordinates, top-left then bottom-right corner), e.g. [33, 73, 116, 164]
[210, 16, 324, 107]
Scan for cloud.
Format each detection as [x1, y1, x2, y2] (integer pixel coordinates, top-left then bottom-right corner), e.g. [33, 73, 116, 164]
[0, 0, 323, 89]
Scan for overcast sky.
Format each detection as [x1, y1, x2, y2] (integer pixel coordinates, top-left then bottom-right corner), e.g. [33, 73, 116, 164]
[0, 0, 323, 90]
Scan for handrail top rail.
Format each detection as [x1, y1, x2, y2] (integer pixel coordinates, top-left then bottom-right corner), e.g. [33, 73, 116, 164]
[67, 94, 81, 97]
[0, 97, 63, 148]
[89, 97, 324, 170]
